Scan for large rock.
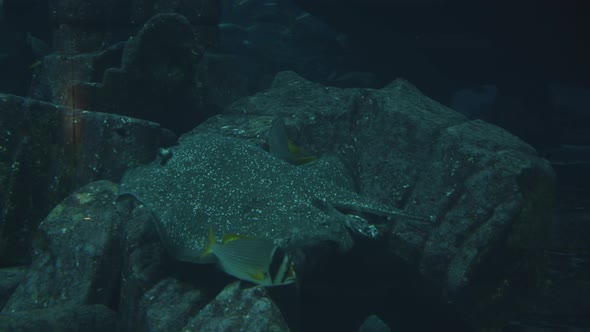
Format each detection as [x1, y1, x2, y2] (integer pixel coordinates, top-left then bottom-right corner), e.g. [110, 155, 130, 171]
[2, 181, 125, 311]
[138, 278, 207, 332]
[116, 197, 175, 332]
[0, 181, 121, 330]
[49, 0, 220, 54]
[0, 266, 28, 309]
[32, 13, 210, 134]
[0, 304, 116, 332]
[0, 94, 173, 265]
[122, 71, 555, 328]
[182, 282, 290, 332]
[29, 42, 127, 106]
[1, 179, 291, 331]
[106, 13, 205, 132]
[0, 71, 557, 330]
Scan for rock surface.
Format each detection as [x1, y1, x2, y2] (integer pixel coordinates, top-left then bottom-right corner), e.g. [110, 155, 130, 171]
[0, 304, 116, 332]
[0, 71, 557, 330]
[2, 181, 125, 311]
[182, 282, 291, 332]
[0, 266, 27, 309]
[32, 13, 210, 134]
[0, 94, 173, 265]
[139, 278, 207, 332]
[49, 0, 220, 55]
[1, 180, 291, 332]
[123, 71, 555, 327]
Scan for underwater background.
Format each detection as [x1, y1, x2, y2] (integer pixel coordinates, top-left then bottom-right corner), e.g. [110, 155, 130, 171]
[0, 0, 589, 331]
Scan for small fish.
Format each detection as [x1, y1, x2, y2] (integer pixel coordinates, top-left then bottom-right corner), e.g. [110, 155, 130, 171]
[202, 227, 297, 286]
[268, 117, 316, 165]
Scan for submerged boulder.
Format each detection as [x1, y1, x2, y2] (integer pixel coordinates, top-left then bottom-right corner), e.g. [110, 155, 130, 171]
[2, 181, 125, 312]
[1, 179, 291, 331]
[31, 13, 211, 135]
[182, 282, 290, 332]
[1, 70, 556, 330]
[139, 278, 207, 332]
[0, 304, 116, 332]
[0, 181, 122, 331]
[121, 71, 554, 328]
[0, 94, 173, 265]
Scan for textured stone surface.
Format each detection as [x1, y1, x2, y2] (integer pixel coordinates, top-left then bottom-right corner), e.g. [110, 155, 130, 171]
[0, 94, 172, 265]
[68, 13, 209, 134]
[1, 180, 209, 332]
[2, 181, 125, 311]
[116, 202, 171, 332]
[49, 0, 219, 54]
[30, 13, 206, 133]
[0, 304, 116, 332]
[0, 71, 559, 330]
[139, 278, 206, 332]
[31, 11, 216, 134]
[0, 266, 28, 309]
[29, 42, 126, 105]
[183, 282, 290, 332]
[121, 71, 555, 327]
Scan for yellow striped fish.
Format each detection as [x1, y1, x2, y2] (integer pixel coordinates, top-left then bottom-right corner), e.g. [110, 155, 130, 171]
[202, 227, 297, 286]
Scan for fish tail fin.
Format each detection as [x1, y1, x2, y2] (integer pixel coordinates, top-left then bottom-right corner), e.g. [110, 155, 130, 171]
[201, 226, 216, 257]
